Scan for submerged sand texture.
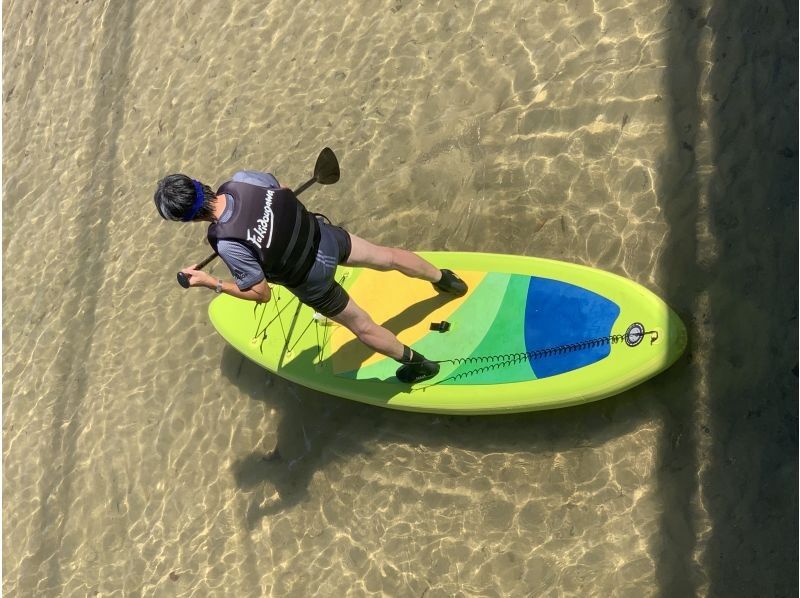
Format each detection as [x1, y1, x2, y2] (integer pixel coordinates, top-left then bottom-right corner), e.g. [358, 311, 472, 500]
[3, 0, 797, 596]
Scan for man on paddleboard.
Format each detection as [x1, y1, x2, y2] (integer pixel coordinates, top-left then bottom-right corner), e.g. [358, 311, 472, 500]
[154, 170, 467, 383]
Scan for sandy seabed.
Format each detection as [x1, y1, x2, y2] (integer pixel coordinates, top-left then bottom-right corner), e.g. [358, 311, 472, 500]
[2, 0, 797, 596]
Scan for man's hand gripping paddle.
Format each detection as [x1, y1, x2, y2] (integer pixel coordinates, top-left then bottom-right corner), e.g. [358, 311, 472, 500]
[176, 147, 341, 288]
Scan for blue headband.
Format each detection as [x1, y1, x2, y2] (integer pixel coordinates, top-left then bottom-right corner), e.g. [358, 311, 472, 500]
[182, 180, 206, 221]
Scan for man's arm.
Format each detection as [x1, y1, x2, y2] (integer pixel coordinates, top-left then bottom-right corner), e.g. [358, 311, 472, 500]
[180, 240, 271, 303]
[179, 266, 270, 303]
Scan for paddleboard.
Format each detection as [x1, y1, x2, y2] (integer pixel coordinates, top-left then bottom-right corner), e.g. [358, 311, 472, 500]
[208, 252, 687, 414]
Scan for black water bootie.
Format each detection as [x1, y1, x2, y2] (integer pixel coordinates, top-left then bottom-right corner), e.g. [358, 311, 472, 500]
[396, 360, 440, 383]
[396, 346, 440, 384]
[433, 269, 468, 297]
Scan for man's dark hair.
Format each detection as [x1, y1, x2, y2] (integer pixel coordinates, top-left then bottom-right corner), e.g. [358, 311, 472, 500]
[154, 174, 215, 221]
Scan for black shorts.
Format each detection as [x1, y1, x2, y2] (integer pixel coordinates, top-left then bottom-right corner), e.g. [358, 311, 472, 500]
[286, 220, 352, 317]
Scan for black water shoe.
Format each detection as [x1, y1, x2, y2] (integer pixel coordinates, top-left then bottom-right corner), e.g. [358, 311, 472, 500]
[396, 346, 440, 383]
[396, 360, 440, 384]
[433, 269, 468, 296]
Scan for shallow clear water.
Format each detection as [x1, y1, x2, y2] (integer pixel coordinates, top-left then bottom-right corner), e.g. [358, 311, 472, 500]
[3, 0, 797, 596]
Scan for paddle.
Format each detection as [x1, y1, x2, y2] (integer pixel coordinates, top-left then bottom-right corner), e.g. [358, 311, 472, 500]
[177, 147, 340, 288]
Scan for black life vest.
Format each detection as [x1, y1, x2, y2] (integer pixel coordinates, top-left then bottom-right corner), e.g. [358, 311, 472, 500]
[207, 181, 321, 287]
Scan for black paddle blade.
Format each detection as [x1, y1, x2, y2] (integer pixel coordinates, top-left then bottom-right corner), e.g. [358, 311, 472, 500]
[314, 147, 339, 184]
[177, 272, 191, 288]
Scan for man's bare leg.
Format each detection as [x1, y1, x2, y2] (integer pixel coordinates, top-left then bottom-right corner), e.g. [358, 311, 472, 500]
[344, 233, 441, 281]
[344, 233, 467, 296]
[329, 297, 440, 383]
[329, 297, 404, 360]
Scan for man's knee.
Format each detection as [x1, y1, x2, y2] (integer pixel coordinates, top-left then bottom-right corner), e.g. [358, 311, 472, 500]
[378, 247, 397, 271]
[352, 315, 380, 338]
[361, 245, 395, 271]
[333, 302, 374, 337]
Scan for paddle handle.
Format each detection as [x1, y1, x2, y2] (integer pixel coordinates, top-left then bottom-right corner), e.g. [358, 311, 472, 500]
[176, 252, 218, 288]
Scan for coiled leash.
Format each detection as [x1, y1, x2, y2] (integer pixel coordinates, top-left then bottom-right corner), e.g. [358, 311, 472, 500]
[417, 322, 658, 388]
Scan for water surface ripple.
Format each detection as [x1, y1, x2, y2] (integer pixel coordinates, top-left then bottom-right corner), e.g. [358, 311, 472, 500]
[3, 0, 796, 596]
